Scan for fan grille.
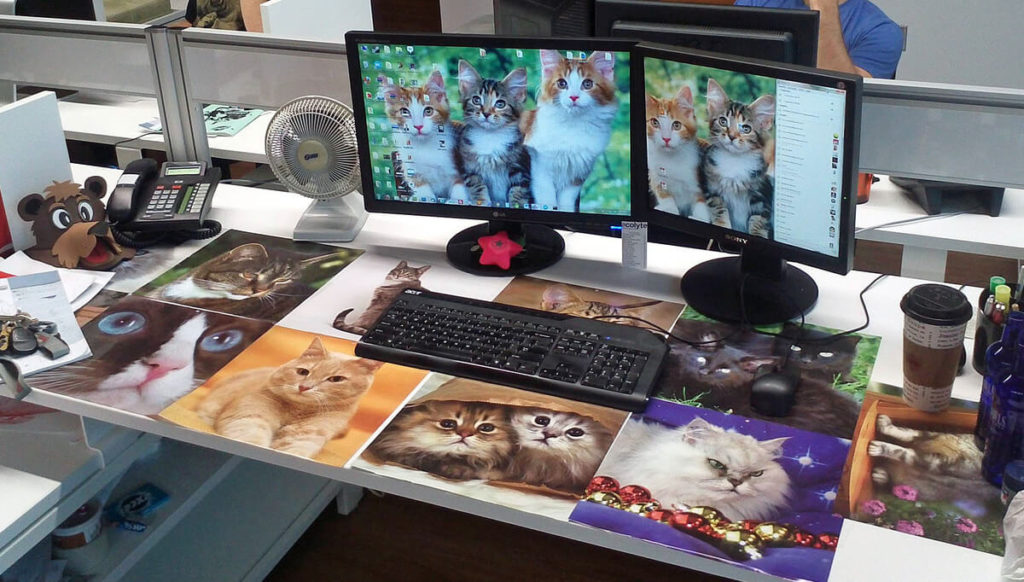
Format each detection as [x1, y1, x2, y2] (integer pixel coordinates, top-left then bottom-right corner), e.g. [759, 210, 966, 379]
[265, 96, 360, 200]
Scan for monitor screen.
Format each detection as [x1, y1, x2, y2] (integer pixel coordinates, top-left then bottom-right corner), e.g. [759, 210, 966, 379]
[346, 32, 640, 275]
[596, 0, 819, 67]
[637, 42, 861, 324]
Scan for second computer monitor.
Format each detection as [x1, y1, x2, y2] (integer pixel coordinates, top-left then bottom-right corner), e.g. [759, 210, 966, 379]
[638, 43, 862, 324]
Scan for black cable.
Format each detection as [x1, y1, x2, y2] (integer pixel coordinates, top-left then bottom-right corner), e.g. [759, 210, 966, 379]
[219, 177, 282, 188]
[111, 130, 162, 148]
[592, 273, 887, 349]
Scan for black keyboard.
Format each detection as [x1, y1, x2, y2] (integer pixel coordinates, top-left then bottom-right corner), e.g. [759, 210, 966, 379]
[355, 289, 668, 412]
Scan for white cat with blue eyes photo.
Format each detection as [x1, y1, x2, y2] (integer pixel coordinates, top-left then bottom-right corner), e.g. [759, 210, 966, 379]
[599, 416, 791, 521]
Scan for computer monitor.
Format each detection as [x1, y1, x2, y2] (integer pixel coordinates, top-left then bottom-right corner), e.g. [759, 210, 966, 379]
[596, 0, 819, 67]
[637, 42, 861, 324]
[345, 31, 639, 275]
[15, 0, 97, 19]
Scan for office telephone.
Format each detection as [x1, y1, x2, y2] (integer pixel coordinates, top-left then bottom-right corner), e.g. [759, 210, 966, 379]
[108, 158, 222, 246]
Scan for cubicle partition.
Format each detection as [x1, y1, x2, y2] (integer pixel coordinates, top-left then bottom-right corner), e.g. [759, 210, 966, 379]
[859, 78, 1024, 190]
[175, 28, 351, 164]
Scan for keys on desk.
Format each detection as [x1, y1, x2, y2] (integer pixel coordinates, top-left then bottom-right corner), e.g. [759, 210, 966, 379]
[355, 289, 669, 412]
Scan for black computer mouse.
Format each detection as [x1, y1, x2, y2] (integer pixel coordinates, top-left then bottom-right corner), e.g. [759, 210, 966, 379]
[750, 366, 799, 417]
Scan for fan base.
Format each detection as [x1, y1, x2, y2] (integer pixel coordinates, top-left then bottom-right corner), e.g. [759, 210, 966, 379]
[292, 194, 367, 242]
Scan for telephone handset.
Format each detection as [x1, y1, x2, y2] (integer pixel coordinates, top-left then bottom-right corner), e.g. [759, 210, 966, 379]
[109, 158, 222, 247]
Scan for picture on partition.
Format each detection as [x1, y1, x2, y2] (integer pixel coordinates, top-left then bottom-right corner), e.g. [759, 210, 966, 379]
[493, 275, 686, 332]
[134, 230, 363, 322]
[276, 252, 512, 340]
[352, 374, 629, 519]
[30, 296, 273, 416]
[355, 42, 632, 214]
[160, 327, 429, 466]
[570, 400, 849, 582]
[654, 311, 880, 439]
[839, 391, 1004, 555]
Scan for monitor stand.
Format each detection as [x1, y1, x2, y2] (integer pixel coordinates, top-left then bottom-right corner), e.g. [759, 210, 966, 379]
[446, 221, 565, 276]
[679, 249, 817, 325]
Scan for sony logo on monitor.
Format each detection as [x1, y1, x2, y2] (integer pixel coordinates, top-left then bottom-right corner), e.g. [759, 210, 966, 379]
[723, 234, 748, 245]
[492, 211, 507, 218]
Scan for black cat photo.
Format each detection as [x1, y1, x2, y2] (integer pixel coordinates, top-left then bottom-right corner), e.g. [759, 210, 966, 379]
[656, 317, 877, 439]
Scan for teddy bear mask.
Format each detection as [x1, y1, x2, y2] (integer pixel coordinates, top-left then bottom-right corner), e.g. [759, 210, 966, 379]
[18, 178, 135, 270]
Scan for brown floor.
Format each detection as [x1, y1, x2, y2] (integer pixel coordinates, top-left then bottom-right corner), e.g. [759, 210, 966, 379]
[265, 492, 732, 582]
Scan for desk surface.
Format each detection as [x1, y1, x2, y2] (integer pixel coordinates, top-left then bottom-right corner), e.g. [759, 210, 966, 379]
[57, 92, 272, 164]
[11, 164, 1002, 582]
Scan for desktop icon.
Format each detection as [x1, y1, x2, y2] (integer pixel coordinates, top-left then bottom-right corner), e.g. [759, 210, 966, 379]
[406, 46, 414, 53]
[384, 46, 390, 54]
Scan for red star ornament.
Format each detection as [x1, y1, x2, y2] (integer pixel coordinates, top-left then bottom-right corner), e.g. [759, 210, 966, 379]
[477, 230, 524, 270]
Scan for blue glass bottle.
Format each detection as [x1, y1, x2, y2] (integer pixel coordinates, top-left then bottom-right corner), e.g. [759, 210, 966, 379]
[976, 311, 1024, 448]
[982, 334, 1024, 485]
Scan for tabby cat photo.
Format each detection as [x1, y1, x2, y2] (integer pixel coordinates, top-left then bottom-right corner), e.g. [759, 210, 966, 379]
[493, 275, 686, 333]
[135, 230, 361, 322]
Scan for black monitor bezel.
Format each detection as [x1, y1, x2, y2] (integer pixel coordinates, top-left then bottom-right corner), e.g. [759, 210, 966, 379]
[595, 0, 819, 67]
[344, 31, 644, 232]
[634, 42, 861, 276]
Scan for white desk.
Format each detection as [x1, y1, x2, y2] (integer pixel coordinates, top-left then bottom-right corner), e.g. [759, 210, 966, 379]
[856, 176, 1024, 281]
[56, 93, 273, 166]
[5, 164, 1000, 582]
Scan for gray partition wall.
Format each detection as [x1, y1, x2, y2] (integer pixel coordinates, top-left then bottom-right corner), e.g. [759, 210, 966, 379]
[175, 28, 351, 164]
[859, 78, 1024, 189]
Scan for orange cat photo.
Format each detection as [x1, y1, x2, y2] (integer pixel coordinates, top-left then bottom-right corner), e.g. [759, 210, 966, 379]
[159, 327, 428, 466]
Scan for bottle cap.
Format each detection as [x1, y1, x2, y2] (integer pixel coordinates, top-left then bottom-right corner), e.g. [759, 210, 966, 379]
[996, 285, 1013, 305]
[992, 276, 1007, 292]
[1004, 460, 1024, 494]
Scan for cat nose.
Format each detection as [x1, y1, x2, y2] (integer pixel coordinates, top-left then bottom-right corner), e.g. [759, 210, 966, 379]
[413, 125, 423, 133]
[141, 361, 178, 384]
[298, 384, 313, 392]
[662, 137, 671, 145]
[457, 430, 473, 438]
[569, 95, 579, 102]
[727, 477, 743, 488]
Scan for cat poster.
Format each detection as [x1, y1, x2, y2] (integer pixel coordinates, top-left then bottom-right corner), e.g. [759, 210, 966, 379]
[493, 275, 685, 331]
[160, 326, 428, 467]
[570, 399, 850, 582]
[30, 296, 273, 416]
[133, 229, 363, 322]
[655, 313, 880, 439]
[351, 373, 629, 520]
[277, 251, 510, 339]
[839, 390, 1004, 555]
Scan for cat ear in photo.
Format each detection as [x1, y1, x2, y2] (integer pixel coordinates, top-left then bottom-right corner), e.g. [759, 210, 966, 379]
[749, 95, 776, 131]
[539, 49, 564, 78]
[706, 78, 728, 117]
[378, 82, 401, 103]
[759, 436, 789, 458]
[585, 50, 616, 83]
[227, 242, 269, 263]
[502, 67, 529, 104]
[540, 284, 575, 310]
[415, 264, 431, 276]
[396, 260, 408, 269]
[645, 93, 660, 111]
[678, 416, 718, 444]
[425, 70, 448, 104]
[353, 356, 385, 374]
[673, 85, 695, 112]
[301, 336, 329, 359]
[458, 59, 482, 98]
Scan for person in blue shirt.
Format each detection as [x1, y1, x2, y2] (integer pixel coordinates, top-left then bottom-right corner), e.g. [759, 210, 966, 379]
[734, 0, 902, 78]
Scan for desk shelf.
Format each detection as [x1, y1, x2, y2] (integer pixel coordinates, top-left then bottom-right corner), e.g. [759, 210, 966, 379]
[0, 416, 154, 574]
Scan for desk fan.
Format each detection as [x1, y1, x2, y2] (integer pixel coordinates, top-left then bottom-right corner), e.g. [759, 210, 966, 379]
[265, 95, 367, 241]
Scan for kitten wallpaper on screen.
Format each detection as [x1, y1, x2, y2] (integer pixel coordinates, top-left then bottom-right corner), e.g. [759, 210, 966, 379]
[355, 42, 631, 215]
[644, 57, 847, 258]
